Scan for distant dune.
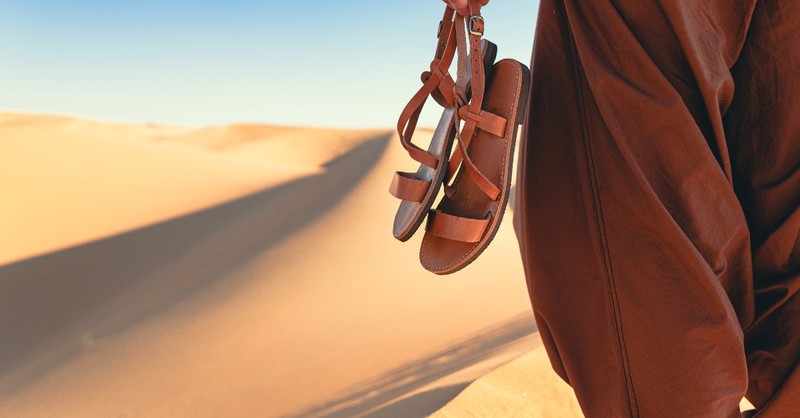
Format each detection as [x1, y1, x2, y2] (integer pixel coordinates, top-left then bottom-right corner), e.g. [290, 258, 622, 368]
[0, 112, 386, 264]
[0, 112, 568, 417]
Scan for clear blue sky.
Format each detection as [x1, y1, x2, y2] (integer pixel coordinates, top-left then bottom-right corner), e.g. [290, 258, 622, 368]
[0, 1, 539, 128]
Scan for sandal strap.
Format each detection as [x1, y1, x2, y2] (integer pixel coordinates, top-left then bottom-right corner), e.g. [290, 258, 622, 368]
[389, 172, 431, 203]
[444, 107, 507, 198]
[426, 209, 491, 243]
[458, 106, 507, 137]
[447, 106, 508, 179]
[429, 7, 459, 108]
[465, 0, 486, 114]
[443, 0, 504, 202]
[396, 6, 461, 169]
[450, 119, 502, 201]
[435, 7, 457, 61]
[396, 68, 448, 169]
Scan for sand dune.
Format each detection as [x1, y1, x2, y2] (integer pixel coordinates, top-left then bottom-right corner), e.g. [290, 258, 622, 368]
[0, 112, 560, 417]
[0, 112, 391, 265]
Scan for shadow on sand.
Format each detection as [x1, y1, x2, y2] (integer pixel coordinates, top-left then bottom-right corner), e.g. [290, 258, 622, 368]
[0, 133, 391, 396]
[286, 314, 538, 418]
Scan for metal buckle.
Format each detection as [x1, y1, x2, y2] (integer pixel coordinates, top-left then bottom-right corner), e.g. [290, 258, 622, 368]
[468, 15, 484, 36]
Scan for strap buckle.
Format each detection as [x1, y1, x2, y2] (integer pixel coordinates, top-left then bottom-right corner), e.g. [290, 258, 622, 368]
[468, 15, 484, 36]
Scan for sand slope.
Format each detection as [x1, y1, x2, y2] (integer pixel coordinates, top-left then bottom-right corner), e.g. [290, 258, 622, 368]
[432, 349, 755, 417]
[0, 112, 559, 417]
[432, 347, 582, 418]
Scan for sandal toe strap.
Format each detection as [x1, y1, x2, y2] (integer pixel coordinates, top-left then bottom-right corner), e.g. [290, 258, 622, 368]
[390, 172, 431, 203]
[426, 209, 491, 243]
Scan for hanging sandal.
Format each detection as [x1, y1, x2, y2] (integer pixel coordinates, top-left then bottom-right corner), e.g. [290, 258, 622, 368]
[390, 6, 497, 241]
[419, 1, 531, 274]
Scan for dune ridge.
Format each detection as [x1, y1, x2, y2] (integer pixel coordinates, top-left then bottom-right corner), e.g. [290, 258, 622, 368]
[0, 111, 384, 264]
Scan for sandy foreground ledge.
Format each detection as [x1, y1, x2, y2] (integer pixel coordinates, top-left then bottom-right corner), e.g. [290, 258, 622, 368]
[431, 346, 582, 418]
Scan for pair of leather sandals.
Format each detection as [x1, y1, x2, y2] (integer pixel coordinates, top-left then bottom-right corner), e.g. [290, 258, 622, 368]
[390, 1, 531, 275]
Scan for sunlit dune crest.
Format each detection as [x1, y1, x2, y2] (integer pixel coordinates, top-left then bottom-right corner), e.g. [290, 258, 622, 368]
[0, 112, 382, 264]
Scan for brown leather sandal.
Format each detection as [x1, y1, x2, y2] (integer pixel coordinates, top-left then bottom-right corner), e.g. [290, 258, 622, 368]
[390, 6, 497, 241]
[419, 1, 531, 274]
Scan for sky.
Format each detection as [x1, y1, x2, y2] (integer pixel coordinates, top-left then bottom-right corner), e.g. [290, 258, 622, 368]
[0, 1, 539, 129]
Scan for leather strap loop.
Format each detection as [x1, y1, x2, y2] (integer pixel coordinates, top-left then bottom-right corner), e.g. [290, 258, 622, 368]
[426, 209, 491, 243]
[458, 106, 507, 137]
[389, 172, 430, 203]
[430, 62, 457, 107]
[424, 72, 453, 108]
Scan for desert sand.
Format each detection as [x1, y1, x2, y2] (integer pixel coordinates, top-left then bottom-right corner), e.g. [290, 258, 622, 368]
[433, 347, 582, 417]
[0, 111, 574, 417]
